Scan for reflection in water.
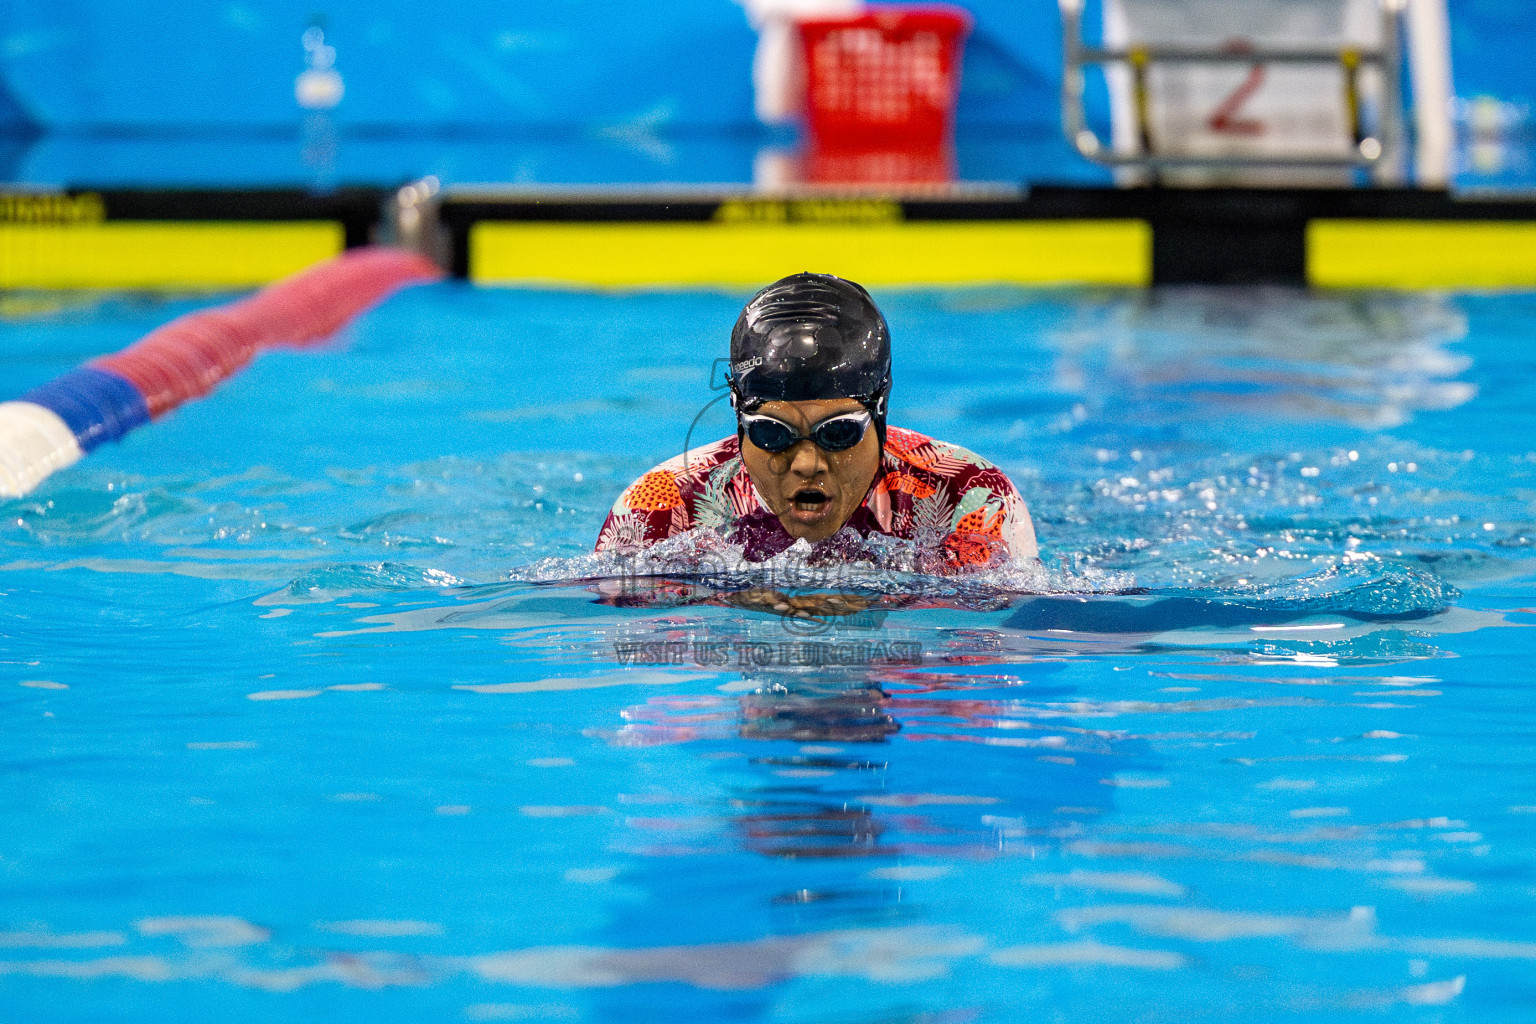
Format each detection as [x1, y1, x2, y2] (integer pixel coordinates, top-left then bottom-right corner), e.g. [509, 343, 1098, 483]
[1045, 288, 1474, 430]
[735, 670, 899, 861]
[738, 683, 899, 743]
[735, 799, 886, 860]
[604, 622, 1136, 866]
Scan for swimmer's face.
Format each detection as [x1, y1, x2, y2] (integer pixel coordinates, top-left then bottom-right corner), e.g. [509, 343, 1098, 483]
[740, 398, 880, 543]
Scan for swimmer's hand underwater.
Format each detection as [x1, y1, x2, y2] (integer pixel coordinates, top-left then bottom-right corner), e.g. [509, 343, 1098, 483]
[724, 588, 874, 620]
[596, 273, 1037, 573]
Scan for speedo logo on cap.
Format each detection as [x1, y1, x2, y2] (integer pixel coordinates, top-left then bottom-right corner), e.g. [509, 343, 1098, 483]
[732, 356, 763, 375]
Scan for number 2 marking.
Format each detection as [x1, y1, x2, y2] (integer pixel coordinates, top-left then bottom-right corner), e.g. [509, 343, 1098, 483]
[1208, 62, 1266, 136]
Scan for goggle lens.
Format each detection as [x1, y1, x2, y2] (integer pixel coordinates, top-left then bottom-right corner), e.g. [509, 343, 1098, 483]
[812, 417, 868, 452]
[745, 418, 798, 453]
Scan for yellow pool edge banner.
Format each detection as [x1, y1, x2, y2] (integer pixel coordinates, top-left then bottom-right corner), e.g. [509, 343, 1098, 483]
[1308, 220, 1536, 290]
[469, 220, 1153, 288]
[0, 222, 347, 289]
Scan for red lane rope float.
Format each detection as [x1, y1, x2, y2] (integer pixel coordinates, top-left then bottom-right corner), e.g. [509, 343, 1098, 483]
[95, 246, 443, 418]
[2, 246, 441, 498]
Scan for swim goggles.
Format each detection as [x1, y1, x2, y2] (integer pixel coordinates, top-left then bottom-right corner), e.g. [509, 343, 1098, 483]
[739, 409, 873, 454]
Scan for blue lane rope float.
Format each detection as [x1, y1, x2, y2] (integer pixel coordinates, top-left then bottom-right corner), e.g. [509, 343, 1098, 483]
[20, 367, 151, 453]
[0, 246, 443, 498]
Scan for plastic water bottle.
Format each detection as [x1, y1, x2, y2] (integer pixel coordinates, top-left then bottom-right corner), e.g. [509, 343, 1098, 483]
[295, 23, 344, 110]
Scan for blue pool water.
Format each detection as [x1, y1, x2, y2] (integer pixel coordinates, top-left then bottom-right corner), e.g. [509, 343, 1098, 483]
[3, 283, 1535, 1022]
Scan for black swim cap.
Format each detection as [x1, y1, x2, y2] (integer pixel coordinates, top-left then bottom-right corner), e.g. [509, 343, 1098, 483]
[728, 273, 892, 428]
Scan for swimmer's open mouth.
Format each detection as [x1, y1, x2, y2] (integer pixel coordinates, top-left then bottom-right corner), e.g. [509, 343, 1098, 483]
[792, 488, 829, 512]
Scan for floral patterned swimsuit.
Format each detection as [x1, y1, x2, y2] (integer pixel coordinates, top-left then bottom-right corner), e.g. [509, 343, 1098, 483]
[595, 426, 1036, 572]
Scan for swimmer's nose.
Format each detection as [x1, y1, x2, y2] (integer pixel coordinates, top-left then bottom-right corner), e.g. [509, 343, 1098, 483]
[788, 439, 823, 478]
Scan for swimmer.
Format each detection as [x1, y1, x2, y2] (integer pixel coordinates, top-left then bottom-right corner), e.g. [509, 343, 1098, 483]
[596, 272, 1037, 572]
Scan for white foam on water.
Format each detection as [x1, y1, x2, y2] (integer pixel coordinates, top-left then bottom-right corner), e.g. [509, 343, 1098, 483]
[1058, 904, 1380, 948]
[1026, 871, 1186, 897]
[453, 671, 712, 694]
[990, 940, 1186, 970]
[464, 925, 981, 989]
[464, 1005, 580, 1021]
[315, 920, 444, 937]
[1382, 877, 1476, 896]
[0, 955, 187, 982]
[519, 806, 609, 818]
[226, 957, 427, 992]
[1400, 937, 1536, 959]
[866, 866, 952, 881]
[0, 930, 125, 949]
[860, 794, 999, 807]
[1399, 975, 1466, 1006]
[135, 916, 269, 948]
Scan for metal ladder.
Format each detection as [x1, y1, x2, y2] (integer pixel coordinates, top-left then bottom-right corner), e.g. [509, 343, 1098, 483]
[1059, 0, 1408, 180]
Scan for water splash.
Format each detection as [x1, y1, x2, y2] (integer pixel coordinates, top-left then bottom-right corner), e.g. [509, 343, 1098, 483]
[510, 525, 1128, 600]
[257, 562, 466, 605]
[506, 522, 1453, 623]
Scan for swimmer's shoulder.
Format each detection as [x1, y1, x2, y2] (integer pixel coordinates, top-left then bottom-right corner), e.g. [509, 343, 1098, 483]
[883, 426, 1004, 482]
[882, 425, 1037, 560]
[610, 435, 743, 515]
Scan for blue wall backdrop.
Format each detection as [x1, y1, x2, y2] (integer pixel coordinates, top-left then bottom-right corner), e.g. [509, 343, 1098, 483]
[0, 0, 1066, 133]
[0, 0, 1530, 187]
[1448, 0, 1534, 109]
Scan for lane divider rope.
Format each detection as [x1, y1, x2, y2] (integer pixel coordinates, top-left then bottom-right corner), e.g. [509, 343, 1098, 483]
[0, 246, 443, 498]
